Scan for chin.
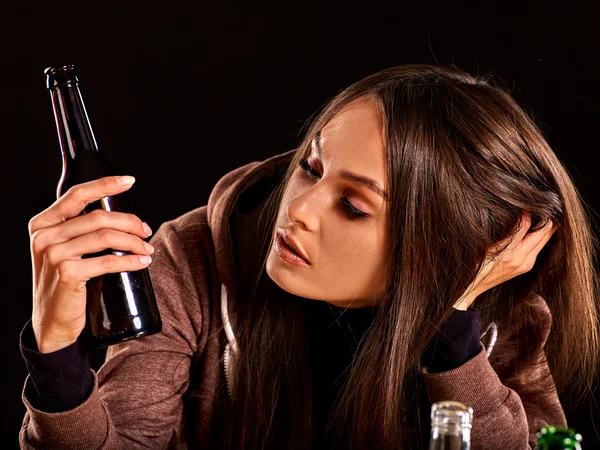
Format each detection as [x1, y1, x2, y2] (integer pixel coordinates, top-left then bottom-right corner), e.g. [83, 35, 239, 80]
[266, 253, 299, 294]
[265, 253, 317, 299]
[266, 250, 382, 306]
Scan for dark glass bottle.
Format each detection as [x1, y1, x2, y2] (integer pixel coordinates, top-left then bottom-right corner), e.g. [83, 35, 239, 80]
[44, 64, 162, 348]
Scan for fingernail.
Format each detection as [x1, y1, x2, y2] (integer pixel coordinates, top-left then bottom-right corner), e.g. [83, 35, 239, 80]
[139, 255, 152, 264]
[144, 242, 155, 254]
[142, 222, 152, 236]
[118, 176, 136, 185]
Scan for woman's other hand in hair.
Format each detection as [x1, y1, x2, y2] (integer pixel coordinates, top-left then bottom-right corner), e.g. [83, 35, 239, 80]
[453, 212, 559, 310]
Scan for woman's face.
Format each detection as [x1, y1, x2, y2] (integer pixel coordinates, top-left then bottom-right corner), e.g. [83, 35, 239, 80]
[266, 96, 388, 309]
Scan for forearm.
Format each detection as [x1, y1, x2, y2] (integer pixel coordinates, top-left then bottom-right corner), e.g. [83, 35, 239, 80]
[19, 319, 138, 449]
[20, 319, 93, 413]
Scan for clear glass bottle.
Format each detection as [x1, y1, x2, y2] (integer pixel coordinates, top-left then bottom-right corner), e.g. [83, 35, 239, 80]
[428, 400, 473, 450]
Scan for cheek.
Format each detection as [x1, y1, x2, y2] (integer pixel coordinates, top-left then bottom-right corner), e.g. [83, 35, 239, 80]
[345, 235, 388, 290]
[315, 237, 388, 301]
[325, 227, 385, 268]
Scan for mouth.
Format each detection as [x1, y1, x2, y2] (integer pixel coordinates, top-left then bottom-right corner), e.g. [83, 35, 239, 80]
[274, 233, 310, 266]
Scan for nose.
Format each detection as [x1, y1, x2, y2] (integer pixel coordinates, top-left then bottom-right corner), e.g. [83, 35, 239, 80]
[285, 189, 321, 232]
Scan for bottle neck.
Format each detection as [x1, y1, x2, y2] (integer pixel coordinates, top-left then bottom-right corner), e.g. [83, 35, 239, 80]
[49, 81, 99, 159]
[429, 401, 472, 450]
[429, 424, 471, 450]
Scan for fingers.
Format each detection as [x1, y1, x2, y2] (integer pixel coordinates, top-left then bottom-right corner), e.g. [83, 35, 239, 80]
[496, 213, 557, 266]
[517, 220, 558, 270]
[54, 253, 152, 284]
[45, 228, 154, 263]
[29, 176, 136, 235]
[491, 212, 532, 261]
[518, 219, 556, 255]
[469, 214, 559, 298]
[30, 209, 151, 254]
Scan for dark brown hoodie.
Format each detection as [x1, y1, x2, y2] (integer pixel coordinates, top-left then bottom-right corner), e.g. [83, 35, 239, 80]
[19, 149, 566, 449]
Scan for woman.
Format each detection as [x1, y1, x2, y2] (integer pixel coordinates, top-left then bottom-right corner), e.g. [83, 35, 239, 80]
[20, 63, 599, 449]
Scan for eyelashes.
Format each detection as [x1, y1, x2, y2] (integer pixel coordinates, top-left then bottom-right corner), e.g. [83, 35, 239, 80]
[340, 196, 369, 219]
[299, 157, 320, 178]
[298, 158, 369, 219]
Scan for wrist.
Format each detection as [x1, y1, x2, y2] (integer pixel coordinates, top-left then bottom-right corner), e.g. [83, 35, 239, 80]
[453, 291, 479, 310]
[37, 337, 79, 354]
[32, 319, 83, 354]
[33, 326, 79, 353]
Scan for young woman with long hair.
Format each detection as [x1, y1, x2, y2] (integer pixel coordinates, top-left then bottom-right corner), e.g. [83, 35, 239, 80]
[20, 63, 599, 449]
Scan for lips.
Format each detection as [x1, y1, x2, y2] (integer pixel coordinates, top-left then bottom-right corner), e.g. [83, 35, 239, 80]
[276, 229, 310, 264]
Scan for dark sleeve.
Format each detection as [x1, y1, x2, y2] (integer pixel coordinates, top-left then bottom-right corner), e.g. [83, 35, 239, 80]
[421, 308, 482, 374]
[19, 319, 93, 413]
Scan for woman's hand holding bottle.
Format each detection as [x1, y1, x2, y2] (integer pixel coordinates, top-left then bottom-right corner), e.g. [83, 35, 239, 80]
[28, 176, 153, 354]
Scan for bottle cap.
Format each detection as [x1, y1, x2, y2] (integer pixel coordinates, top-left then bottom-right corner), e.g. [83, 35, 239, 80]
[44, 64, 78, 89]
[431, 401, 473, 431]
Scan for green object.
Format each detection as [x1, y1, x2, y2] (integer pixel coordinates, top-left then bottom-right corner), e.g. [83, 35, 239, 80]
[535, 425, 582, 450]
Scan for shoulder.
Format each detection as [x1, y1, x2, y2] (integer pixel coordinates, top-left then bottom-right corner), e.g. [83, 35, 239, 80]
[499, 294, 552, 346]
[487, 294, 553, 373]
[151, 206, 214, 261]
[148, 206, 218, 300]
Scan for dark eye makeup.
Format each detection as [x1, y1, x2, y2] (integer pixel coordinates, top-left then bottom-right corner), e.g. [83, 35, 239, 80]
[298, 158, 369, 219]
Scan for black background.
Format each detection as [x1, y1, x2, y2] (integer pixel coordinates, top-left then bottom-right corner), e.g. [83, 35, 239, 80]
[1, 2, 598, 448]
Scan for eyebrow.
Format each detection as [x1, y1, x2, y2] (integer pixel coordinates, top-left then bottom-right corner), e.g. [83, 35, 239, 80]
[312, 130, 389, 201]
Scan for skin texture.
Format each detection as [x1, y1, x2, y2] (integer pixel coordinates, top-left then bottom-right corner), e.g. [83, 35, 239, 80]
[28, 176, 153, 353]
[267, 97, 388, 309]
[266, 96, 559, 310]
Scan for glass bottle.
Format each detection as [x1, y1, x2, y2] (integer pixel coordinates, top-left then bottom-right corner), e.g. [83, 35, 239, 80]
[535, 425, 582, 450]
[429, 400, 473, 450]
[44, 64, 162, 347]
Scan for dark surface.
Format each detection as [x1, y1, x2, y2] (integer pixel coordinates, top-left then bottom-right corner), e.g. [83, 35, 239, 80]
[1, 1, 598, 449]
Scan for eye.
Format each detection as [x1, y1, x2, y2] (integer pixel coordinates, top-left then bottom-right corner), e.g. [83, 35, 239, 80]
[340, 196, 369, 219]
[299, 158, 320, 178]
[298, 158, 370, 220]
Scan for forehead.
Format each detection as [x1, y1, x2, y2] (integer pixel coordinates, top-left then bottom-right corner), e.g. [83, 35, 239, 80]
[318, 96, 386, 165]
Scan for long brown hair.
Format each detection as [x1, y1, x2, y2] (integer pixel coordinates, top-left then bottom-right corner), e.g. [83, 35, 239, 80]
[213, 63, 600, 449]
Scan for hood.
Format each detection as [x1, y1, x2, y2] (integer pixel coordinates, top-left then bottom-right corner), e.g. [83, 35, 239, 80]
[204, 148, 499, 398]
[206, 148, 297, 394]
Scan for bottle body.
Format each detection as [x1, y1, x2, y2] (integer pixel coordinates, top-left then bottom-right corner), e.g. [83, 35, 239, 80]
[428, 401, 473, 450]
[46, 64, 162, 348]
